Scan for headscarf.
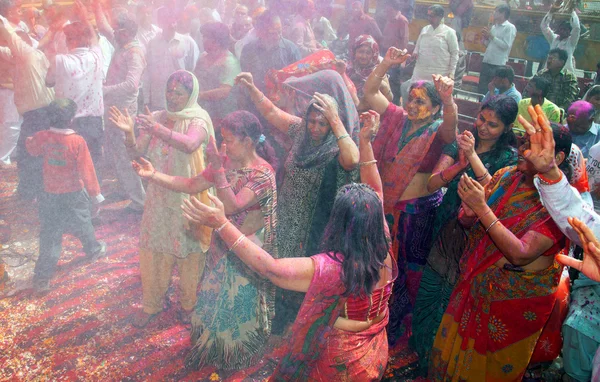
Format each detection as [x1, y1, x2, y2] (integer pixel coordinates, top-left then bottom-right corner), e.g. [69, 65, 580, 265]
[346, 34, 380, 99]
[164, 70, 215, 252]
[282, 69, 360, 168]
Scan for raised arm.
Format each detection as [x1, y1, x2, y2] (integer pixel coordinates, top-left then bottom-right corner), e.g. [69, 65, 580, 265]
[568, 9, 581, 48]
[358, 110, 383, 200]
[235, 72, 302, 135]
[433, 74, 458, 144]
[182, 194, 315, 292]
[313, 92, 359, 171]
[364, 47, 410, 115]
[74, 0, 98, 46]
[93, 0, 115, 43]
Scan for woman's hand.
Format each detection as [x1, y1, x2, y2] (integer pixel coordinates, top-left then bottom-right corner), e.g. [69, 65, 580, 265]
[333, 59, 347, 76]
[519, 104, 556, 174]
[359, 110, 380, 142]
[312, 92, 341, 127]
[556, 217, 600, 282]
[206, 136, 227, 169]
[136, 105, 158, 134]
[131, 157, 155, 179]
[382, 47, 410, 67]
[457, 130, 476, 159]
[457, 173, 488, 215]
[432, 74, 454, 100]
[235, 72, 256, 91]
[108, 106, 134, 134]
[182, 193, 228, 228]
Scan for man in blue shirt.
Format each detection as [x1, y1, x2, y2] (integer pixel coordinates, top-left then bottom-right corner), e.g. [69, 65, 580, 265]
[240, 9, 301, 93]
[482, 65, 522, 104]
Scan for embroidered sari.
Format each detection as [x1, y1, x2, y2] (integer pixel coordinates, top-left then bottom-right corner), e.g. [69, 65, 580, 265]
[429, 167, 567, 381]
[270, 253, 395, 381]
[185, 165, 278, 370]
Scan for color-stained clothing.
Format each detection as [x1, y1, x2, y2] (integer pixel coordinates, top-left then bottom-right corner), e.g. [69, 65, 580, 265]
[240, 38, 301, 92]
[26, 129, 101, 199]
[412, 23, 459, 81]
[482, 84, 522, 104]
[186, 165, 278, 370]
[541, 10, 580, 74]
[430, 167, 567, 381]
[194, 51, 241, 123]
[412, 145, 517, 369]
[270, 253, 394, 381]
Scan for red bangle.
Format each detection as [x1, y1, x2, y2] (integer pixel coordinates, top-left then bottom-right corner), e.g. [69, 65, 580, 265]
[537, 171, 563, 185]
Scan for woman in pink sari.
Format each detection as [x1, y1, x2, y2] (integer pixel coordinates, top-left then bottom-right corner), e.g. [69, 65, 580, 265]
[182, 111, 396, 380]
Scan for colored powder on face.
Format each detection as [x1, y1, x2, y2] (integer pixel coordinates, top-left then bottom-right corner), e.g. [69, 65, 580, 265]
[407, 88, 432, 121]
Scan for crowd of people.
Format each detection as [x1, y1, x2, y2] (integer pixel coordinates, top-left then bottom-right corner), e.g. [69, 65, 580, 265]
[2, 0, 600, 380]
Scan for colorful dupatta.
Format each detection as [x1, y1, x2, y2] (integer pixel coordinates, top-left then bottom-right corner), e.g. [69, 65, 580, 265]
[271, 253, 390, 381]
[429, 167, 567, 381]
[372, 103, 442, 254]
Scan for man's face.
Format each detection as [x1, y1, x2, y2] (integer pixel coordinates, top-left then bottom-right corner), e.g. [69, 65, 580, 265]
[493, 76, 508, 91]
[427, 10, 441, 26]
[234, 5, 249, 23]
[256, 18, 282, 49]
[351, 2, 363, 19]
[567, 105, 594, 135]
[493, 10, 504, 24]
[546, 53, 565, 71]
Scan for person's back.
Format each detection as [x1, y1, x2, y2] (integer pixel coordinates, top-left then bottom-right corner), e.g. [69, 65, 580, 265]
[26, 98, 105, 295]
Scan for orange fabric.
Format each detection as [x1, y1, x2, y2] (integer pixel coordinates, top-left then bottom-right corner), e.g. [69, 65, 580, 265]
[26, 131, 100, 197]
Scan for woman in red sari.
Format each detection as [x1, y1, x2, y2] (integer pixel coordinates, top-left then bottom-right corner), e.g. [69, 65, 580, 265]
[429, 107, 573, 381]
[181, 111, 396, 380]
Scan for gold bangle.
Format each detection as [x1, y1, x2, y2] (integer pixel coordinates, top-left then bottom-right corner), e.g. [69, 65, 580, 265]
[485, 218, 500, 233]
[359, 159, 377, 167]
[215, 220, 230, 233]
[229, 234, 246, 251]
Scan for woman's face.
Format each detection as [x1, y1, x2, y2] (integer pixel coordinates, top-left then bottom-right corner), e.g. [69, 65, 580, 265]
[475, 109, 506, 143]
[354, 44, 373, 67]
[166, 81, 191, 112]
[221, 127, 247, 161]
[589, 94, 600, 111]
[406, 87, 436, 122]
[516, 135, 537, 175]
[306, 110, 331, 144]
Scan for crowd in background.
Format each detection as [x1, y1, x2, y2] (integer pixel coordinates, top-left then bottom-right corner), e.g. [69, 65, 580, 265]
[2, 0, 600, 380]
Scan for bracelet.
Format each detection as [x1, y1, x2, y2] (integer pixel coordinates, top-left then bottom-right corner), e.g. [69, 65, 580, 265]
[216, 183, 231, 190]
[373, 71, 386, 79]
[215, 220, 230, 233]
[439, 170, 450, 183]
[485, 218, 500, 233]
[256, 93, 265, 104]
[229, 234, 246, 251]
[359, 159, 377, 167]
[336, 134, 350, 141]
[479, 208, 493, 220]
[476, 171, 490, 182]
[150, 169, 156, 179]
[537, 171, 563, 185]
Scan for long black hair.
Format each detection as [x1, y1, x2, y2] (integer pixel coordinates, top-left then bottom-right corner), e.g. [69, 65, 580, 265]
[474, 95, 518, 156]
[319, 183, 390, 297]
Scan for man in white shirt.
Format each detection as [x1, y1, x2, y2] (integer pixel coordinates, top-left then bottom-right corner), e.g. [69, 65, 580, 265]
[144, 7, 200, 110]
[478, 4, 517, 94]
[400, 5, 458, 104]
[46, 14, 105, 175]
[135, 3, 161, 55]
[0, 17, 55, 199]
[541, 5, 580, 74]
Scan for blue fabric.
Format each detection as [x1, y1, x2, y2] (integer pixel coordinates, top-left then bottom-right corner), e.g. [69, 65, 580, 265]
[482, 84, 522, 104]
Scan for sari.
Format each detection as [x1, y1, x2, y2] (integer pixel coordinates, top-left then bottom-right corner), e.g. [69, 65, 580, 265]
[270, 253, 393, 381]
[346, 34, 380, 100]
[429, 167, 567, 381]
[273, 70, 359, 334]
[186, 165, 278, 370]
[372, 102, 446, 342]
[140, 70, 215, 256]
[412, 144, 517, 369]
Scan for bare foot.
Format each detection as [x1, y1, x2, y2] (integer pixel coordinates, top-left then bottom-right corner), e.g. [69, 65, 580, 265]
[132, 310, 158, 328]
